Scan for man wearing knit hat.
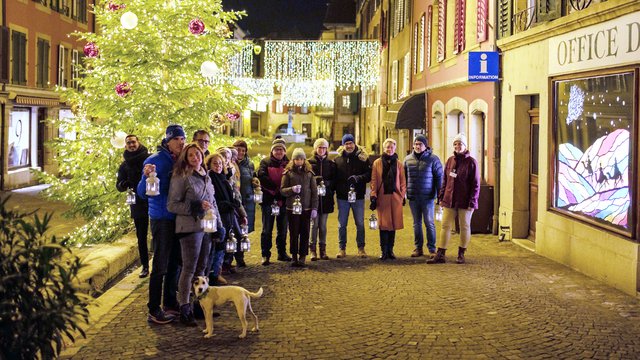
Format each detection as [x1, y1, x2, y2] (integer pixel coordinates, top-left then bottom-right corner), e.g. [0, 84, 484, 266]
[233, 139, 257, 233]
[256, 138, 291, 265]
[404, 134, 443, 258]
[137, 124, 186, 324]
[334, 134, 372, 258]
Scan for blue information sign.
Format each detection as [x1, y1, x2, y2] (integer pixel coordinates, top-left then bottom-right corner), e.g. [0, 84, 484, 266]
[468, 51, 499, 82]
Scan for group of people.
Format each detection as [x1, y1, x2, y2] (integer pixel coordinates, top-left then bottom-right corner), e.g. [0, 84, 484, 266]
[116, 124, 480, 327]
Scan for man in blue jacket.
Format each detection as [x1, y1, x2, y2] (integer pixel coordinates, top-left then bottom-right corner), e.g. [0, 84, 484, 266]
[137, 124, 185, 324]
[404, 134, 443, 258]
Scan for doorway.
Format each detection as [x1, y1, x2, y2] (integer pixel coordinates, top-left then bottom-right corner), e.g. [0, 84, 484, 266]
[528, 107, 539, 239]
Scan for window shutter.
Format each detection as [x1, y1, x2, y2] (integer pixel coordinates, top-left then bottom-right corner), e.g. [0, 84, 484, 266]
[437, 0, 446, 62]
[44, 40, 50, 87]
[413, 23, 418, 75]
[58, 44, 66, 87]
[426, 6, 432, 68]
[72, 49, 79, 89]
[477, 0, 488, 42]
[418, 14, 425, 73]
[453, 0, 465, 55]
[498, 0, 512, 39]
[0, 27, 9, 83]
[37, 39, 43, 87]
[538, 0, 561, 22]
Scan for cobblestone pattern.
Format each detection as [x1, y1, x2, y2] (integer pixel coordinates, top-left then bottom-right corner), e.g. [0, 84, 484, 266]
[66, 205, 640, 359]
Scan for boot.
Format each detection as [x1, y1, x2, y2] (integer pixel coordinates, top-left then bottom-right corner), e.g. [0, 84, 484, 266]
[310, 244, 318, 261]
[456, 247, 467, 264]
[336, 249, 346, 258]
[411, 248, 424, 257]
[357, 247, 368, 258]
[216, 275, 228, 285]
[427, 248, 446, 264]
[180, 304, 197, 327]
[387, 237, 396, 260]
[299, 255, 307, 267]
[278, 253, 292, 262]
[261, 256, 271, 266]
[319, 244, 329, 260]
[291, 254, 299, 267]
[379, 238, 388, 260]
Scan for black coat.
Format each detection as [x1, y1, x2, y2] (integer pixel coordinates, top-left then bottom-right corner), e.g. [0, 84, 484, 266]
[334, 146, 372, 200]
[308, 154, 336, 214]
[116, 145, 149, 218]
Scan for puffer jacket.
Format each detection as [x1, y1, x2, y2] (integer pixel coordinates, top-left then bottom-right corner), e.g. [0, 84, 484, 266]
[280, 164, 318, 211]
[136, 142, 175, 220]
[167, 169, 224, 234]
[334, 145, 372, 200]
[308, 153, 336, 214]
[438, 150, 481, 209]
[403, 149, 443, 200]
[257, 154, 289, 207]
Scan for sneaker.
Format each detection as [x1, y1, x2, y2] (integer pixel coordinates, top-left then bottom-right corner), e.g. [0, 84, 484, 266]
[180, 305, 197, 327]
[357, 248, 368, 258]
[148, 309, 175, 324]
[162, 306, 180, 317]
[410, 248, 424, 257]
[216, 275, 228, 285]
[139, 267, 149, 278]
[336, 249, 346, 258]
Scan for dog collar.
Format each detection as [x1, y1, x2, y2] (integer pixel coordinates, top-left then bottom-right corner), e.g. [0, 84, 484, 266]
[196, 287, 210, 300]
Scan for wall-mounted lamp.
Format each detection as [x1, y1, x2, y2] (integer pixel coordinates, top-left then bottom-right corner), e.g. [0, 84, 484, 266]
[253, 44, 262, 55]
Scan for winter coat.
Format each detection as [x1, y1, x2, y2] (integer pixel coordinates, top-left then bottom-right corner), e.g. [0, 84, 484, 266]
[403, 149, 443, 200]
[237, 156, 255, 206]
[209, 170, 247, 219]
[280, 165, 318, 211]
[257, 154, 289, 207]
[371, 156, 406, 231]
[116, 145, 149, 218]
[308, 153, 336, 214]
[136, 143, 176, 221]
[334, 145, 372, 200]
[438, 150, 480, 210]
[167, 169, 224, 234]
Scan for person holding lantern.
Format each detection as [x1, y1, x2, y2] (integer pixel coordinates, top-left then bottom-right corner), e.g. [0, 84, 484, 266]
[137, 124, 185, 325]
[116, 134, 150, 278]
[308, 138, 336, 261]
[167, 142, 223, 326]
[281, 148, 318, 267]
[233, 139, 257, 234]
[370, 138, 406, 260]
[257, 139, 290, 265]
[216, 147, 246, 271]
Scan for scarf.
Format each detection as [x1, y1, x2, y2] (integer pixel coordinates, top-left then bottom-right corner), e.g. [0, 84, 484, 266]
[123, 144, 149, 168]
[381, 153, 398, 194]
[209, 170, 234, 206]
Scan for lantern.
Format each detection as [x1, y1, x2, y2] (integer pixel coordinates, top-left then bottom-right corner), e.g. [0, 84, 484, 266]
[240, 234, 251, 252]
[435, 205, 443, 222]
[317, 180, 326, 196]
[253, 188, 263, 204]
[292, 195, 302, 215]
[201, 209, 217, 233]
[125, 188, 136, 205]
[240, 224, 249, 235]
[225, 231, 237, 253]
[146, 172, 160, 196]
[369, 213, 378, 230]
[271, 203, 280, 216]
[347, 185, 356, 203]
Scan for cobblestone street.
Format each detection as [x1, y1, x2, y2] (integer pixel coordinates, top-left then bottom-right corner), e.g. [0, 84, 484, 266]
[60, 203, 640, 360]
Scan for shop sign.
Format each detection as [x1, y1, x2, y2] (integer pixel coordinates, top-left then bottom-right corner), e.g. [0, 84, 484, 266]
[468, 51, 499, 82]
[549, 12, 640, 75]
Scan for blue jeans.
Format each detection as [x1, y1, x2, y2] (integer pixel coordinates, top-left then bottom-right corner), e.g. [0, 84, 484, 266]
[260, 203, 288, 258]
[409, 199, 436, 253]
[244, 201, 256, 233]
[148, 219, 180, 313]
[337, 199, 365, 250]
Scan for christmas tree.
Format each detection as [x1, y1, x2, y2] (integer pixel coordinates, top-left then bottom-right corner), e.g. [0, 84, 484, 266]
[38, 0, 249, 244]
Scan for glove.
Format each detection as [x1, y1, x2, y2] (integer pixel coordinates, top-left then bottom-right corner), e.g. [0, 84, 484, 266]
[348, 175, 358, 185]
[403, 198, 406, 206]
[369, 197, 377, 211]
[311, 209, 317, 219]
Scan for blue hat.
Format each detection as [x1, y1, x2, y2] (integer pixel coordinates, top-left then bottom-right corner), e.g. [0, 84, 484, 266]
[415, 134, 428, 147]
[342, 134, 355, 145]
[165, 125, 185, 142]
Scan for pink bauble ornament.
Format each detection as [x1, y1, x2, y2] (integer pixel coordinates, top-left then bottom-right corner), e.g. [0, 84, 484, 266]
[83, 42, 99, 58]
[226, 112, 241, 122]
[189, 19, 205, 35]
[115, 82, 131, 97]
[108, 2, 125, 11]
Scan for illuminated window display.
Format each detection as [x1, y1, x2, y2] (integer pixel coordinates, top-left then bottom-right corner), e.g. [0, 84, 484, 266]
[553, 71, 635, 234]
[8, 108, 31, 169]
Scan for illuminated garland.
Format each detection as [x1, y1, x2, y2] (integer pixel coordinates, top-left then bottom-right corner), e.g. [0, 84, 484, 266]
[280, 80, 335, 107]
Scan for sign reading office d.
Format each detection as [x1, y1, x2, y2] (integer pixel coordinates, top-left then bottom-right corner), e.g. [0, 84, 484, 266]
[468, 51, 499, 82]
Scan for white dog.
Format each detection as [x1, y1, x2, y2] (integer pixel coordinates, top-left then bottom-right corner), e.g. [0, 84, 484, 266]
[193, 276, 263, 339]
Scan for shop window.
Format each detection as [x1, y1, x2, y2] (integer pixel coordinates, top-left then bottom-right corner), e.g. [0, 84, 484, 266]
[552, 71, 635, 236]
[58, 109, 77, 140]
[8, 108, 31, 169]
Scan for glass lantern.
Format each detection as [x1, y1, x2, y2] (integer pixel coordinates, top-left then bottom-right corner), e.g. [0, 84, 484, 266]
[253, 188, 263, 204]
[292, 195, 302, 215]
[201, 209, 217, 233]
[240, 224, 249, 235]
[369, 213, 378, 230]
[435, 205, 443, 222]
[145, 171, 160, 196]
[125, 189, 137, 205]
[347, 185, 356, 203]
[240, 234, 251, 252]
[225, 231, 237, 253]
[271, 203, 280, 216]
[317, 180, 326, 196]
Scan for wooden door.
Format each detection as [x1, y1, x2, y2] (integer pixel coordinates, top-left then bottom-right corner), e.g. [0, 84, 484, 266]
[528, 109, 539, 239]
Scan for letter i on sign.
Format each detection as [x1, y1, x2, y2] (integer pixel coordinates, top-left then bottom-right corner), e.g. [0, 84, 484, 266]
[480, 53, 488, 74]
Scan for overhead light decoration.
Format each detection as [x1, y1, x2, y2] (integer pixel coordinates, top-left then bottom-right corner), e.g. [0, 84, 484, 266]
[280, 80, 335, 107]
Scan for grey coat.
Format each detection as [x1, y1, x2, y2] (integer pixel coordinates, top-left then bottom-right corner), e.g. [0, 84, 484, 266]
[167, 170, 224, 234]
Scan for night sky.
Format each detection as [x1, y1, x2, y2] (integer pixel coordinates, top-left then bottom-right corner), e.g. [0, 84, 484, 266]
[222, 0, 329, 39]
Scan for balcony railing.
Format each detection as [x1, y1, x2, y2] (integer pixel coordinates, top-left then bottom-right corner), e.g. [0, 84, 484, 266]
[513, 6, 537, 34]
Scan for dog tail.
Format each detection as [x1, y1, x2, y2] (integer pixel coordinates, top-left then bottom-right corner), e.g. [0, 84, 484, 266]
[248, 287, 263, 298]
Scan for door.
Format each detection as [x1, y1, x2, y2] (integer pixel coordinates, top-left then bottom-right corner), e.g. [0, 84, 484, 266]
[37, 107, 47, 167]
[528, 108, 539, 239]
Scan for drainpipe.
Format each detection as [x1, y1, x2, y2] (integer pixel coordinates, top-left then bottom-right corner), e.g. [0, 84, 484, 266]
[492, 4, 502, 236]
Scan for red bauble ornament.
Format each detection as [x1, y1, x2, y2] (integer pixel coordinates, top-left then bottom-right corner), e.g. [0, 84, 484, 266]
[83, 42, 99, 58]
[226, 112, 241, 122]
[115, 82, 131, 97]
[108, 2, 125, 11]
[189, 19, 205, 35]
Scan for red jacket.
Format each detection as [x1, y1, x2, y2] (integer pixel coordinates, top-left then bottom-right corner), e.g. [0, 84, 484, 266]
[438, 150, 480, 209]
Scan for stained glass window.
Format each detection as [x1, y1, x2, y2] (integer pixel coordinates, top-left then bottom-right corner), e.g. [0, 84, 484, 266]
[553, 71, 635, 235]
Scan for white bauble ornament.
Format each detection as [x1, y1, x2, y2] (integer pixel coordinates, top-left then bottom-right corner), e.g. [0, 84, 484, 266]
[110, 131, 127, 148]
[121, 11, 138, 29]
[200, 61, 219, 78]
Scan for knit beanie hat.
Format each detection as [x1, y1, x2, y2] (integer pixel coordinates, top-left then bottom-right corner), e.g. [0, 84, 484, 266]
[292, 148, 306, 160]
[414, 134, 428, 147]
[342, 133, 355, 145]
[271, 138, 287, 152]
[165, 124, 186, 142]
[313, 138, 329, 150]
[232, 139, 248, 149]
[453, 133, 467, 147]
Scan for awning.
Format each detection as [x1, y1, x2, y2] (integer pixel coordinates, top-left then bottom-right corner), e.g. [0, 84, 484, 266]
[395, 94, 426, 130]
[15, 95, 60, 107]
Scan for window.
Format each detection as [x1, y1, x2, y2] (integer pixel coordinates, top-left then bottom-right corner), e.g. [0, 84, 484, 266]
[11, 30, 27, 85]
[8, 108, 31, 169]
[274, 99, 283, 113]
[73, 0, 87, 23]
[453, 0, 466, 55]
[58, 45, 70, 87]
[58, 109, 77, 140]
[437, 0, 446, 62]
[391, 60, 398, 102]
[552, 71, 635, 236]
[36, 38, 50, 88]
[402, 53, 410, 98]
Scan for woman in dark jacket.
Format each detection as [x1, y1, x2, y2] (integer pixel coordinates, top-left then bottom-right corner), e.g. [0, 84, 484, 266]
[307, 138, 336, 260]
[429, 133, 480, 265]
